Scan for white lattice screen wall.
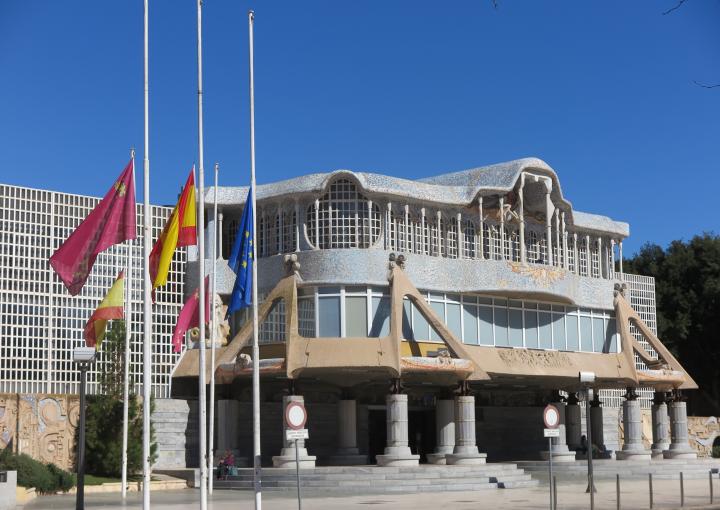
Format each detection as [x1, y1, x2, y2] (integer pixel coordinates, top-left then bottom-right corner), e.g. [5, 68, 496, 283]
[0, 183, 186, 397]
[598, 271, 658, 409]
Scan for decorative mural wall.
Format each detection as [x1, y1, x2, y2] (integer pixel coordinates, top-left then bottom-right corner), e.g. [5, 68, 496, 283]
[0, 394, 79, 471]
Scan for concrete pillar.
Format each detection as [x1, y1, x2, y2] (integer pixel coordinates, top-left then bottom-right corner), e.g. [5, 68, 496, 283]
[272, 395, 317, 468]
[540, 399, 576, 462]
[446, 395, 487, 465]
[590, 395, 607, 455]
[664, 395, 697, 459]
[215, 399, 249, 468]
[565, 393, 582, 450]
[376, 394, 420, 466]
[328, 399, 367, 465]
[617, 390, 651, 460]
[427, 399, 455, 464]
[651, 392, 671, 458]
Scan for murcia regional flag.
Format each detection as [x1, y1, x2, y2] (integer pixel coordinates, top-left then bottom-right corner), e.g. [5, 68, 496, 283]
[84, 271, 125, 348]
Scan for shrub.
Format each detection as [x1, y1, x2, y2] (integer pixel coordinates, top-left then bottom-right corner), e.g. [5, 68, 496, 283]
[712, 445, 720, 458]
[0, 447, 75, 494]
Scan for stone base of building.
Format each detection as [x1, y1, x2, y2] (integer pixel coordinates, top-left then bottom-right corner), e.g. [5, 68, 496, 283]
[376, 453, 420, 467]
[446, 452, 487, 465]
[540, 450, 577, 463]
[272, 448, 317, 468]
[575, 451, 613, 460]
[651, 448, 668, 459]
[324, 454, 369, 466]
[663, 448, 698, 460]
[426, 452, 450, 465]
[616, 449, 652, 460]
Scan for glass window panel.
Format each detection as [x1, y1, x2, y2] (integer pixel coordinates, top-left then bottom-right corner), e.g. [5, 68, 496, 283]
[553, 314, 566, 350]
[477, 297, 492, 305]
[428, 292, 444, 301]
[402, 300, 413, 340]
[592, 317, 605, 352]
[478, 306, 494, 345]
[318, 286, 341, 295]
[370, 297, 390, 337]
[538, 312, 553, 349]
[447, 293, 461, 304]
[297, 297, 316, 337]
[371, 286, 388, 295]
[580, 316, 593, 351]
[318, 296, 340, 337]
[509, 309, 523, 347]
[566, 314, 579, 351]
[346, 296, 368, 338]
[552, 305, 565, 312]
[605, 318, 617, 353]
[464, 295, 478, 305]
[494, 298, 508, 307]
[538, 303, 551, 311]
[524, 310, 538, 348]
[429, 301, 445, 342]
[495, 305, 509, 347]
[345, 286, 366, 295]
[446, 302, 462, 340]
[413, 303, 430, 341]
[463, 305, 479, 345]
[509, 300, 523, 308]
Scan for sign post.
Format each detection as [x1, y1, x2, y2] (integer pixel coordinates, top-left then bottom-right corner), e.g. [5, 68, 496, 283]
[285, 402, 308, 510]
[544, 404, 561, 510]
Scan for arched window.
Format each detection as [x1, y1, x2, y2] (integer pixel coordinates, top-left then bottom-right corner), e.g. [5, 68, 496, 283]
[306, 179, 381, 249]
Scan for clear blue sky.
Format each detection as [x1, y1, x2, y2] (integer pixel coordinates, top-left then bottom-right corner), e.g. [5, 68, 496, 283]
[1, 1, 718, 254]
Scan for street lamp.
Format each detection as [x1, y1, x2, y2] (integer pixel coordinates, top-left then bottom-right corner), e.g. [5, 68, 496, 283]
[579, 371, 597, 508]
[73, 347, 96, 510]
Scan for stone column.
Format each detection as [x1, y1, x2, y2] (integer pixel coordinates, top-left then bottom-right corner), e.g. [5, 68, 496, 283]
[617, 389, 651, 460]
[565, 393, 582, 450]
[215, 399, 249, 468]
[664, 393, 697, 459]
[328, 399, 367, 465]
[427, 399, 455, 464]
[376, 394, 420, 466]
[447, 395, 487, 464]
[272, 395, 317, 468]
[651, 392, 671, 458]
[590, 394, 610, 458]
[540, 398, 577, 462]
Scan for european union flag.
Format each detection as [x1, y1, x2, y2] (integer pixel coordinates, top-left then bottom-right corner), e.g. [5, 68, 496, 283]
[227, 186, 254, 316]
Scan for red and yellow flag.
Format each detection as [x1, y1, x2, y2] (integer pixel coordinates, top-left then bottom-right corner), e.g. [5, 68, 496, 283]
[84, 271, 125, 348]
[149, 168, 197, 290]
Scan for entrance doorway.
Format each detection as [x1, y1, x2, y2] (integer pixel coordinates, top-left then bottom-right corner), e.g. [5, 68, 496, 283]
[366, 407, 436, 464]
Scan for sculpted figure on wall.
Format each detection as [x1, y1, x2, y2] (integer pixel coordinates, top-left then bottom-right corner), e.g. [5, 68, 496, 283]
[190, 293, 230, 348]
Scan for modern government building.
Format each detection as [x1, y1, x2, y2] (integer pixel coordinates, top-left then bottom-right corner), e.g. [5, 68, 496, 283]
[0, 157, 704, 476]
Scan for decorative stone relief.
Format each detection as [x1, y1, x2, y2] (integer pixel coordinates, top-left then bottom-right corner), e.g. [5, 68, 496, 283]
[497, 349, 572, 369]
[688, 416, 720, 457]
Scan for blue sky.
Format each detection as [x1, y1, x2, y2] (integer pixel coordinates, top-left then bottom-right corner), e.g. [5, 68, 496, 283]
[1, 1, 718, 254]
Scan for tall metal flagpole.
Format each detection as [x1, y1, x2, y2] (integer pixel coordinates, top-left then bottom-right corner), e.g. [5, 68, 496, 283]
[141, 1, 152, 509]
[248, 11, 262, 510]
[196, 1, 208, 508]
[208, 162, 218, 495]
[121, 149, 136, 500]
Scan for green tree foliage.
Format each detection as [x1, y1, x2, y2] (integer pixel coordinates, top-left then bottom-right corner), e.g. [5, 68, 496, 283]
[0, 448, 74, 493]
[82, 320, 157, 478]
[624, 233, 720, 415]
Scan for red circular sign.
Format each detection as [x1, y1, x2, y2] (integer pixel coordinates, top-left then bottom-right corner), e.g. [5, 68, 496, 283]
[285, 402, 307, 430]
[543, 404, 560, 429]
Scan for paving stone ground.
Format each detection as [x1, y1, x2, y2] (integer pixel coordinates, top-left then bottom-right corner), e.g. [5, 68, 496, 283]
[23, 478, 720, 510]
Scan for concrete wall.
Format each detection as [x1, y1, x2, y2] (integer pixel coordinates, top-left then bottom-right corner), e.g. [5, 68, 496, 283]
[0, 470, 17, 510]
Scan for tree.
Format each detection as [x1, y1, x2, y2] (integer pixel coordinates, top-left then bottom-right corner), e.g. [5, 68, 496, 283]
[624, 233, 720, 415]
[81, 320, 157, 477]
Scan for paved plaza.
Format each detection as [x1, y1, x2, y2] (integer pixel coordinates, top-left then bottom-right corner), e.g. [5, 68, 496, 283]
[23, 478, 720, 510]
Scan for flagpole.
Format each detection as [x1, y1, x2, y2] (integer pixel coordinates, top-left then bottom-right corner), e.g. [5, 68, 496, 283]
[121, 149, 135, 500]
[196, 1, 208, 508]
[141, 1, 153, 509]
[248, 11, 262, 510]
[208, 162, 218, 495]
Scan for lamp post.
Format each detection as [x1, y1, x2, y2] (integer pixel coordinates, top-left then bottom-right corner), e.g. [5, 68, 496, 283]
[74, 347, 96, 510]
[579, 371, 597, 508]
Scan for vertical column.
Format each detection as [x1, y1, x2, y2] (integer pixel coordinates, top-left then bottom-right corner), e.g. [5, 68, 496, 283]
[590, 394, 607, 456]
[404, 204, 410, 252]
[278, 205, 284, 254]
[610, 239, 616, 278]
[294, 200, 300, 252]
[519, 175, 526, 264]
[214, 400, 249, 467]
[561, 212, 568, 270]
[329, 399, 367, 465]
[619, 241, 624, 279]
[585, 234, 591, 277]
[565, 393, 582, 450]
[598, 237, 603, 278]
[420, 207, 426, 254]
[478, 198, 485, 260]
[499, 196, 505, 260]
[385, 202, 391, 251]
[272, 395, 317, 468]
[573, 232, 579, 275]
[541, 396, 576, 462]
[664, 392, 697, 459]
[366, 200, 373, 248]
[617, 388, 651, 460]
[457, 213, 463, 259]
[554, 210, 560, 267]
[447, 395, 486, 464]
[544, 182, 553, 265]
[314, 198, 320, 249]
[436, 210, 442, 257]
[376, 393, 420, 466]
[427, 398, 455, 464]
[217, 211, 224, 259]
[651, 391, 671, 458]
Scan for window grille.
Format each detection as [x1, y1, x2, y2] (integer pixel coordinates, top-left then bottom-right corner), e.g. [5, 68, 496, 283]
[567, 235, 576, 273]
[463, 220, 476, 258]
[578, 237, 589, 276]
[445, 220, 457, 258]
[527, 230, 540, 263]
[590, 238, 601, 278]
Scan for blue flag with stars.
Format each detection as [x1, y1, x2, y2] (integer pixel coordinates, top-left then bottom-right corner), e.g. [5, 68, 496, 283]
[227, 186, 254, 315]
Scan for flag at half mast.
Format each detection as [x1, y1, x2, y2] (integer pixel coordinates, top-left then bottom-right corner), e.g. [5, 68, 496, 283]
[171, 275, 210, 353]
[49, 160, 136, 295]
[227, 186, 254, 315]
[150, 168, 197, 291]
[84, 271, 125, 348]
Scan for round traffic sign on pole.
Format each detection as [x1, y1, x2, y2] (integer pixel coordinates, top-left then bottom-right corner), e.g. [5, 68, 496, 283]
[285, 402, 307, 430]
[543, 404, 560, 429]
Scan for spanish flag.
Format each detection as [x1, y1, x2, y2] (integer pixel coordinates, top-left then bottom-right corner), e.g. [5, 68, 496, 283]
[84, 271, 125, 348]
[149, 168, 197, 291]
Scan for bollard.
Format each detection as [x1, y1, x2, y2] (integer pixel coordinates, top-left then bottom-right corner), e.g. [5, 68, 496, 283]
[553, 475, 557, 510]
[710, 470, 714, 504]
[649, 473, 654, 509]
[616, 474, 620, 510]
[680, 471, 684, 507]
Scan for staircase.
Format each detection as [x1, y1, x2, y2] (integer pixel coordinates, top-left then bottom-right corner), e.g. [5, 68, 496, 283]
[214, 464, 538, 494]
[517, 458, 720, 481]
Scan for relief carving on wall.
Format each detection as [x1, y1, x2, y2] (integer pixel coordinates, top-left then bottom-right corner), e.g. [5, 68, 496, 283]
[688, 416, 720, 458]
[1, 394, 79, 471]
[498, 348, 572, 369]
[508, 262, 566, 288]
